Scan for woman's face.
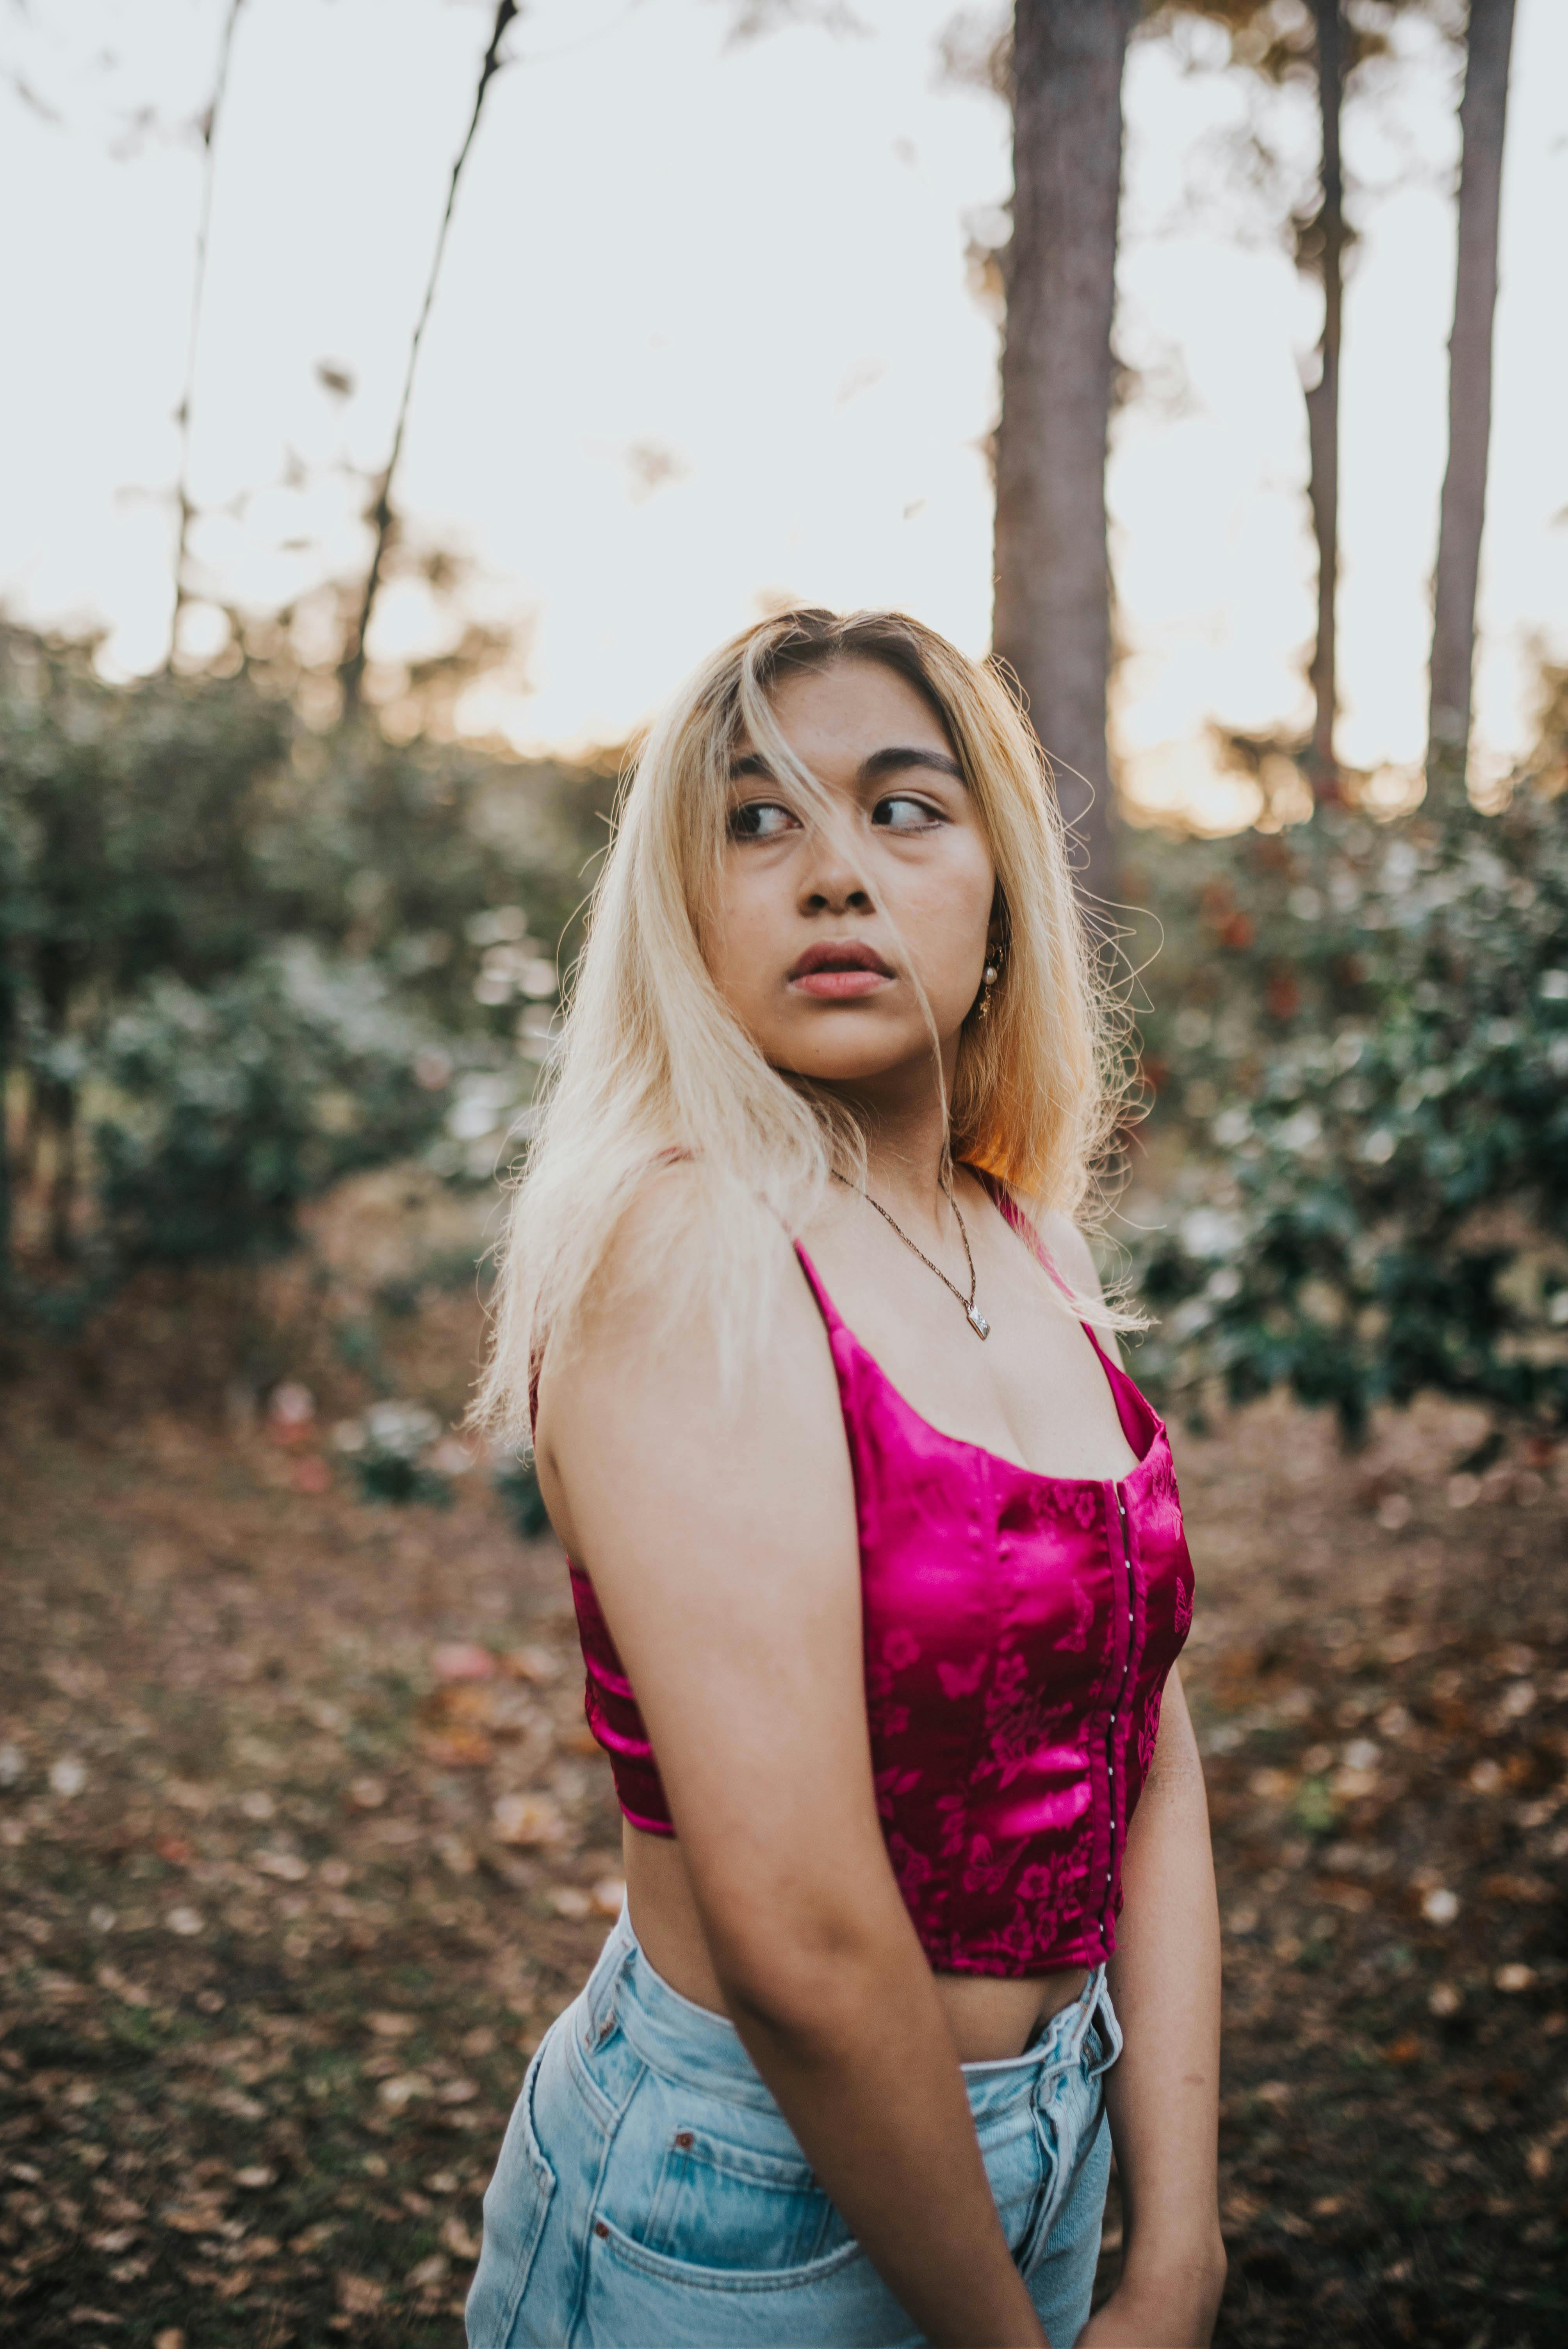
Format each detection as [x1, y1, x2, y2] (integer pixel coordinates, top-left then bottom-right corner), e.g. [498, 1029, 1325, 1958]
[706, 658, 997, 1093]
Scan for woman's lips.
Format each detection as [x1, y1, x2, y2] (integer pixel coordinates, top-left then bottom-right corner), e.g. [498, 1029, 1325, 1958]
[786, 941, 895, 1000]
[789, 967, 892, 1000]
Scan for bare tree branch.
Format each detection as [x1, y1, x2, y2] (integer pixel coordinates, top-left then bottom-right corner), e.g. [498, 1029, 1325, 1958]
[168, 0, 247, 667]
[715, 0, 870, 47]
[340, 0, 521, 717]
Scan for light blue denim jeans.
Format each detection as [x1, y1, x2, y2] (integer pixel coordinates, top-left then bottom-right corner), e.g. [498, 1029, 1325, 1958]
[468, 1902, 1122, 2349]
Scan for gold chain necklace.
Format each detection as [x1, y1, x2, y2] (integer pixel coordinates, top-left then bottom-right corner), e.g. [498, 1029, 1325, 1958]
[835, 1173, 991, 1340]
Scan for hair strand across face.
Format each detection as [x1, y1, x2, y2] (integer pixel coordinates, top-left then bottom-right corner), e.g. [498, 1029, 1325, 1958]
[473, 607, 1141, 1445]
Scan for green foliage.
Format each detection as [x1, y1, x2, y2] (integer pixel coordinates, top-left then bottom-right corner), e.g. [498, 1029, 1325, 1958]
[92, 947, 448, 1266]
[334, 1402, 456, 1509]
[1130, 766, 1568, 1436]
[0, 626, 612, 1305]
[494, 1457, 551, 1540]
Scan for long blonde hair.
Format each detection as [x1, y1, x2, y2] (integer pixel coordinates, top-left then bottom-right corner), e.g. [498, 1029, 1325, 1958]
[476, 608, 1138, 1447]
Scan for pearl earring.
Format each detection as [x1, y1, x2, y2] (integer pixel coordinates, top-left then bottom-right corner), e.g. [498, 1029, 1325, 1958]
[977, 955, 1001, 1020]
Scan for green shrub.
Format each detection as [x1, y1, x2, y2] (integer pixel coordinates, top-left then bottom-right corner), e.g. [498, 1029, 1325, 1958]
[1131, 770, 1568, 1436]
[91, 945, 450, 1266]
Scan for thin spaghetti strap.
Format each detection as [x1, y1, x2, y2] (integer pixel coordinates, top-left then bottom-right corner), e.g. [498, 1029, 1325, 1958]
[971, 1168, 1126, 1376]
[791, 1238, 843, 1334]
[969, 1168, 1076, 1304]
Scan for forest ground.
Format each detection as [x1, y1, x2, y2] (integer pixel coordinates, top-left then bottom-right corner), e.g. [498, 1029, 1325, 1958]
[2, 1173, 1566, 2348]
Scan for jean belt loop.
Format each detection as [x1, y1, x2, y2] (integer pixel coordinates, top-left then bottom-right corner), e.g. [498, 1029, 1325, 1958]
[1054, 1964, 1101, 2072]
[1084, 1967, 1123, 2081]
[584, 1904, 633, 2044]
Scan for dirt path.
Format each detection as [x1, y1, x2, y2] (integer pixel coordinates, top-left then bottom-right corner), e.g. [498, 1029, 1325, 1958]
[2, 1290, 1564, 2345]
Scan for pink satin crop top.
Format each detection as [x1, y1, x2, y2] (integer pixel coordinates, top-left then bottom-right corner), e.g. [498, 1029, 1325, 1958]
[566, 1186, 1195, 1978]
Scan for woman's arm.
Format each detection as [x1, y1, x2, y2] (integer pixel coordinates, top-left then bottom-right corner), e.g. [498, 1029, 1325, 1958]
[1079, 1670, 1226, 2346]
[539, 1196, 1049, 2349]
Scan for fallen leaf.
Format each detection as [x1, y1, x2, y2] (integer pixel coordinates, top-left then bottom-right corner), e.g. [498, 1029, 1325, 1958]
[335, 2271, 385, 2314]
[493, 1792, 567, 1848]
[368, 2011, 417, 2039]
[440, 2213, 480, 2260]
[550, 1886, 592, 1920]
[251, 1849, 310, 1883]
[377, 2073, 430, 2109]
[163, 2200, 229, 2236]
[206, 2088, 266, 2122]
[432, 1643, 497, 1684]
[290, 2219, 340, 2253]
[419, 1729, 494, 1770]
[501, 1645, 560, 1684]
[407, 2252, 450, 2289]
[1496, 1963, 1536, 1993]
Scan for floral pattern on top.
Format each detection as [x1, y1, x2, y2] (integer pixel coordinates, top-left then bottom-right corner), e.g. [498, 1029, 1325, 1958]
[568, 1181, 1196, 1977]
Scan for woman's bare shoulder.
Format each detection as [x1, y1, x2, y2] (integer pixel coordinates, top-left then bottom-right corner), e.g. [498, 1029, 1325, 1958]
[535, 1156, 831, 1457]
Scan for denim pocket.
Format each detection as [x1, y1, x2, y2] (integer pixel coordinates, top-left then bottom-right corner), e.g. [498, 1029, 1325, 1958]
[640, 2119, 849, 2271]
[468, 2039, 557, 2348]
[583, 2217, 911, 2349]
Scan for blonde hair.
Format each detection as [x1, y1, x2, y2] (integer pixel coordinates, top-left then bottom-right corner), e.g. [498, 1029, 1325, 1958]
[476, 607, 1138, 1447]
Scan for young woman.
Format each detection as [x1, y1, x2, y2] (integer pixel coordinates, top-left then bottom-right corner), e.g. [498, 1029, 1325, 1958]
[467, 609, 1224, 2349]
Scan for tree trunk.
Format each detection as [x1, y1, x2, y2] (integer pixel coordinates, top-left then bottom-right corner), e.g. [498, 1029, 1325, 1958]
[1427, 0, 1516, 800]
[1303, 0, 1345, 800]
[993, 0, 1137, 903]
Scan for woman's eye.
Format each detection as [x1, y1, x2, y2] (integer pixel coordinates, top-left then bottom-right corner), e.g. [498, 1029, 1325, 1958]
[727, 799, 800, 842]
[872, 794, 941, 832]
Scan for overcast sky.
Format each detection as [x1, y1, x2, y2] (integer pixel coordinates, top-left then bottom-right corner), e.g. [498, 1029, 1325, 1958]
[2, 0, 1563, 830]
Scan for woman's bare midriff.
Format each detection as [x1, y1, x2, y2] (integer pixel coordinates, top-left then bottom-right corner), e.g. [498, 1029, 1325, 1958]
[621, 1822, 1090, 2065]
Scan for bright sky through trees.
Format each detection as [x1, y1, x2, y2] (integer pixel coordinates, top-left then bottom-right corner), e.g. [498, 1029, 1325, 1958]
[2, 0, 1563, 829]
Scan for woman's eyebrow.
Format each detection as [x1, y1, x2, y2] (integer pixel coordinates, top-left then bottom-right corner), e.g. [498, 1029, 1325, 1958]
[859, 746, 965, 783]
[726, 745, 964, 784]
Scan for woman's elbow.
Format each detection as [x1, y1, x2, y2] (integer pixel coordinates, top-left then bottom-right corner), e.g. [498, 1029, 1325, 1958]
[708, 1906, 900, 2049]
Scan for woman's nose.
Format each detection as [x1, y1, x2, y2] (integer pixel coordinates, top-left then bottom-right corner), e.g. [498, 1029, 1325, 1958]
[798, 845, 873, 917]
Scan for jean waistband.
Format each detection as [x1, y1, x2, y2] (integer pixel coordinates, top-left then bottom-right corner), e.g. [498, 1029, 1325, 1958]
[579, 1901, 1116, 2121]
